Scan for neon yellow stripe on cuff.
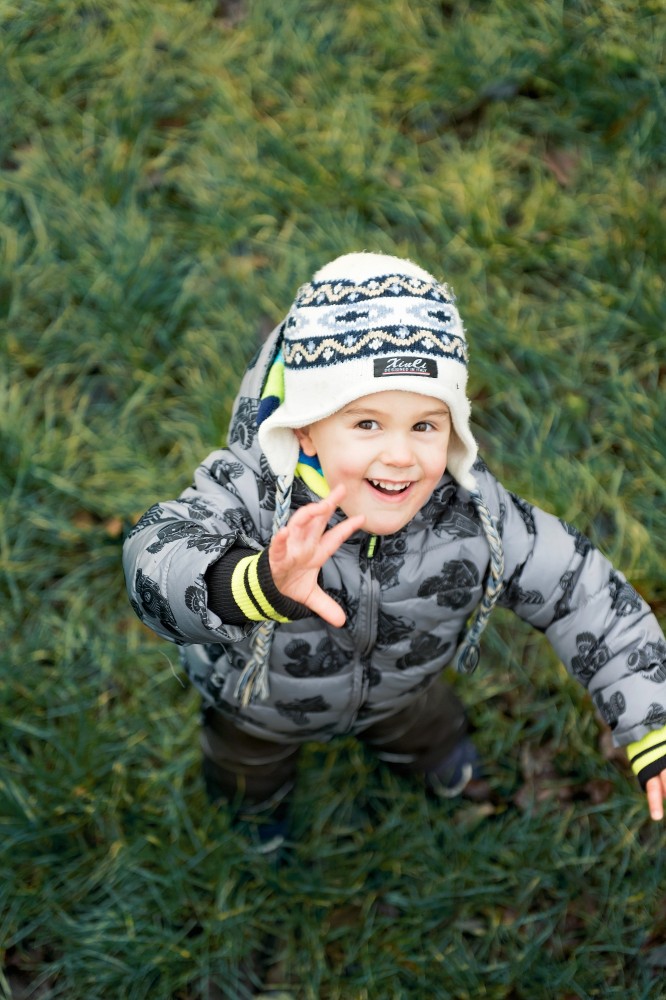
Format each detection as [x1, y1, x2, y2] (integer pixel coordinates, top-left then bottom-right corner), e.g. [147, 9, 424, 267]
[230, 554, 290, 624]
[231, 555, 266, 621]
[246, 552, 290, 623]
[627, 723, 666, 776]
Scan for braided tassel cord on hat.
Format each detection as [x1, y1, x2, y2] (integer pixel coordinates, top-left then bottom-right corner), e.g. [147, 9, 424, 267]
[455, 489, 505, 674]
[234, 474, 294, 706]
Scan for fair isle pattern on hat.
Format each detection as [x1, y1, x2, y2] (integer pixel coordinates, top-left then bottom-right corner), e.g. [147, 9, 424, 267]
[283, 275, 468, 370]
[258, 253, 477, 491]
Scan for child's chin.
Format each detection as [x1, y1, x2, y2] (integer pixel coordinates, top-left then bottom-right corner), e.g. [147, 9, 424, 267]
[362, 512, 413, 536]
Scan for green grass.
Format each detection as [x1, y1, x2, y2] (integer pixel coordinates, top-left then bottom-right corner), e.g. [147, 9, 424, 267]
[1, 0, 665, 996]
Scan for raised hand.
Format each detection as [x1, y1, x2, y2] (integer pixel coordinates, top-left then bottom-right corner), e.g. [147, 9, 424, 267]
[268, 484, 365, 627]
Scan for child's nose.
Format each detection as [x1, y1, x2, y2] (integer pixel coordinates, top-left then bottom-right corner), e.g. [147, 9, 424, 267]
[381, 434, 416, 467]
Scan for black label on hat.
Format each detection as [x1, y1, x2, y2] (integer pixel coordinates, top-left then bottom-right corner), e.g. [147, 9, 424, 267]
[374, 356, 438, 378]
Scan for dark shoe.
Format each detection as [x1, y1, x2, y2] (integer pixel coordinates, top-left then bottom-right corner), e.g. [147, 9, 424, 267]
[425, 737, 482, 798]
[235, 781, 294, 859]
[237, 803, 291, 857]
[202, 759, 293, 856]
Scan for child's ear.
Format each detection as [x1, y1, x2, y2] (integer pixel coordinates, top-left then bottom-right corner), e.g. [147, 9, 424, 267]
[294, 426, 317, 456]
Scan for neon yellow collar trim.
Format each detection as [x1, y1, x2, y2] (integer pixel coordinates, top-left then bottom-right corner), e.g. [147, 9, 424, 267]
[295, 460, 330, 498]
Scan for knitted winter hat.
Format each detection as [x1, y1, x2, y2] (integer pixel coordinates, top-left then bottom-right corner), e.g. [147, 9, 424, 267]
[258, 252, 478, 491]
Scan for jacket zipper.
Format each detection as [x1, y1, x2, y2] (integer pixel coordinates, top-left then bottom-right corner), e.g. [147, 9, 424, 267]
[361, 534, 380, 657]
[344, 535, 381, 730]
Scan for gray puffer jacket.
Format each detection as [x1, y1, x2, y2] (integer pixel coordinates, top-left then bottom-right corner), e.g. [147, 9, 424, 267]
[123, 329, 666, 748]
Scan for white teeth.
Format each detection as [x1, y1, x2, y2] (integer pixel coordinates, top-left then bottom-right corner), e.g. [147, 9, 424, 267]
[370, 480, 409, 492]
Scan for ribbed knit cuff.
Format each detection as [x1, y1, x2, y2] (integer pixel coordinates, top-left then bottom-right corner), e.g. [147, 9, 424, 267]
[205, 546, 310, 625]
[627, 723, 666, 790]
[253, 548, 311, 621]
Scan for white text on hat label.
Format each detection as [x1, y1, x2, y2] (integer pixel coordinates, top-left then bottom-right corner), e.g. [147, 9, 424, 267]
[374, 357, 438, 378]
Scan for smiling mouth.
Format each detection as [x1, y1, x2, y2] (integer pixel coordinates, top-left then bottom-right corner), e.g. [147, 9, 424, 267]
[369, 479, 411, 496]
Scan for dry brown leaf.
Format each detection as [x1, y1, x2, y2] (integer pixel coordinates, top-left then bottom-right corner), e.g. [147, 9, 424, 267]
[104, 516, 123, 538]
[543, 148, 581, 187]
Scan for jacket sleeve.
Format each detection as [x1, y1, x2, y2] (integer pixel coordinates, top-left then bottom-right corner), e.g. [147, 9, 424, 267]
[122, 320, 300, 645]
[477, 467, 666, 751]
[627, 725, 666, 788]
[122, 447, 273, 644]
[205, 546, 310, 625]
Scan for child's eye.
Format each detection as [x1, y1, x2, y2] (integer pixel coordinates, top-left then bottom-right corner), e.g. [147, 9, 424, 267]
[413, 421, 434, 432]
[357, 420, 379, 431]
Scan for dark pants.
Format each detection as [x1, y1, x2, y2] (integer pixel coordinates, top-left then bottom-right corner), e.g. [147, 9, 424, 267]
[201, 679, 468, 806]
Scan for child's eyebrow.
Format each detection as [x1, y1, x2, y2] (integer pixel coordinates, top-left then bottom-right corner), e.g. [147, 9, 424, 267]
[417, 406, 450, 418]
[343, 404, 451, 418]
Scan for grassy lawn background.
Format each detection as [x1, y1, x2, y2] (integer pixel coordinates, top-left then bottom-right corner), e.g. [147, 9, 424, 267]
[1, 1, 665, 997]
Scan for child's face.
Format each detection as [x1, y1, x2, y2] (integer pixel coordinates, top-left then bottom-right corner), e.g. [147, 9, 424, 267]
[294, 390, 451, 535]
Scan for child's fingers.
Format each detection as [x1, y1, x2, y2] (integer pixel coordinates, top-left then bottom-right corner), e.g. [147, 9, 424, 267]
[286, 484, 347, 533]
[267, 524, 290, 570]
[268, 487, 364, 620]
[323, 483, 346, 507]
[646, 774, 665, 821]
[274, 485, 352, 552]
[283, 505, 364, 570]
[296, 485, 345, 519]
[317, 513, 365, 561]
[271, 513, 365, 583]
[306, 586, 347, 628]
[268, 485, 361, 594]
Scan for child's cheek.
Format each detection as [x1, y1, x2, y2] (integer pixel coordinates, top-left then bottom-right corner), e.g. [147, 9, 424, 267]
[323, 459, 355, 490]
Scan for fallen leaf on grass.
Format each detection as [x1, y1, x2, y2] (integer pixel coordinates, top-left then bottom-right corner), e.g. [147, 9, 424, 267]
[72, 510, 96, 531]
[513, 780, 573, 812]
[104, 516, 123, 538]
[604, 97, 650, 141]
[519, 742, 558, 780]
[513, 742, 574, 811]
[542, 148, 581, 187]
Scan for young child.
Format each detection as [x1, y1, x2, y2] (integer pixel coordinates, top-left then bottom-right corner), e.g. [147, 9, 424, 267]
[123, 252, 666, 832]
